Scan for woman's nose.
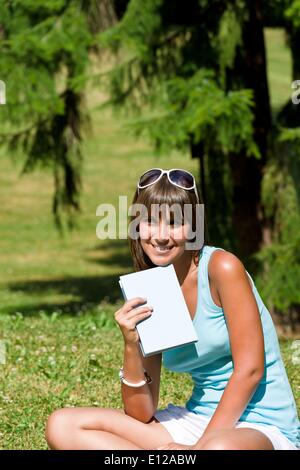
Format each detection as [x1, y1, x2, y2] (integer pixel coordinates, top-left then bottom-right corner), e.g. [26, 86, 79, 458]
[154, 220, 170, 241]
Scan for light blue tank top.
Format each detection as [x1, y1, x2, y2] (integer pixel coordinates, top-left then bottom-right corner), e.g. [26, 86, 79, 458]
[163, 245, 300, 447]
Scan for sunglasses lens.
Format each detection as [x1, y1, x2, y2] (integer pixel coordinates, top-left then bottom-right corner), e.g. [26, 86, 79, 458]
[139, 169, 162, 187]
[169, 170, 194, 189]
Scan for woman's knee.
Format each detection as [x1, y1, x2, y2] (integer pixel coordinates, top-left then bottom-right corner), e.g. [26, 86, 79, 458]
[45, 408, 75, 449]
[200, 436, 240, 450]
[45, 407, 119, 449]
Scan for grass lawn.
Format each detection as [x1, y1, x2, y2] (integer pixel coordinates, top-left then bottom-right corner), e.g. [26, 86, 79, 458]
[264, 28, 292, 112]
[0, 313, 194, 449]
[0, 28, 299, 449]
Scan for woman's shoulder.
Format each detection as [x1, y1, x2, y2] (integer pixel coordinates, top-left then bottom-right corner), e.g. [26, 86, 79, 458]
[207, 247, 251, 288]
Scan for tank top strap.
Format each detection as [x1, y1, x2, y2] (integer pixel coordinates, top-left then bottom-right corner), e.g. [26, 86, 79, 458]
[198, 245, 226, 311]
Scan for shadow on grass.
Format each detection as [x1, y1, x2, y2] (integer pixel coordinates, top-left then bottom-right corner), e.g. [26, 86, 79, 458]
[85, 239, 133, 269]
[6, 240, 134, 317]
[6, 274, 124, 316]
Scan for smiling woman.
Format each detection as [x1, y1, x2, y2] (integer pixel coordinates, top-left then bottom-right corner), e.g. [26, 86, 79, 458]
[45, 169, 300, 451]
[138, 200, 199, 268]
[129, 169, 205, 274]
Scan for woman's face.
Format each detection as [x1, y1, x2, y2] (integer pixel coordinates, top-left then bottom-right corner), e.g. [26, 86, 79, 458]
[139, 208, 191, 266]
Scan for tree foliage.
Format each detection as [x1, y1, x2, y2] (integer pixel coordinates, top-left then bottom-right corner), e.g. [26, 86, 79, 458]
[101, 0, 300, 324]
[0, 0, 115, 230]
[101, 0, 257, 157]
[0, 0, 299, 323]
[253, 1, 300, 323]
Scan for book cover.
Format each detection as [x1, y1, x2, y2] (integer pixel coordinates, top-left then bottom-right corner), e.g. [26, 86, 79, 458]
[119, 264, 198, 357]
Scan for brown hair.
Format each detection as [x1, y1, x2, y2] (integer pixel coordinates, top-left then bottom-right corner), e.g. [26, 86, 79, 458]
[128, 173, 210, 271]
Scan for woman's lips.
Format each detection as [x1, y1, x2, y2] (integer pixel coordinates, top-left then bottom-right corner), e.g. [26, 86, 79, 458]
[151, 244, 174, 254]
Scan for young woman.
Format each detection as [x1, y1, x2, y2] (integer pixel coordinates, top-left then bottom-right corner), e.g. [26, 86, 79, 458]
[45, 168, 300, 450]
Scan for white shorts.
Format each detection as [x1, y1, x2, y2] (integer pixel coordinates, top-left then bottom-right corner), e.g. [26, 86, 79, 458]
[154, 403, 299, 450]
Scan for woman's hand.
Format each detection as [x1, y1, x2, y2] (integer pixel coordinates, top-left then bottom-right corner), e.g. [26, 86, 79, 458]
[114, 297, 153, 345]
[156, 442, 196, 450]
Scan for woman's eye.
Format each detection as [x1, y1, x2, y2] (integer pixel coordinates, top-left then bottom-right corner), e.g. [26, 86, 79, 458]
[169, 220, 182, 227]
[147, 218, 158, 224]
[140, 217, 182, 226]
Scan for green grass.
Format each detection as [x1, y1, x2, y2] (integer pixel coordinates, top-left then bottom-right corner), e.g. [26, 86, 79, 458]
[0, 312, 194, 449]
[0, 112, 197, 316]
[0, 312, 298, 450]
[264, 28, 292, 111]
[0, 28, 299, 449]
[0, 101, 199, 450]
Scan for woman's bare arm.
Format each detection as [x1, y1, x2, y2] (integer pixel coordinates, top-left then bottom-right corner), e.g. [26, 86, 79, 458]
[195, 251, 265, 445]
[121, 344, 162, 423]
[114, 297, 162, 423]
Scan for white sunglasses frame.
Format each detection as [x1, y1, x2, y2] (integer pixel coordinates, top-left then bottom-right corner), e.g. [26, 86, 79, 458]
[137, 168, 200, 203]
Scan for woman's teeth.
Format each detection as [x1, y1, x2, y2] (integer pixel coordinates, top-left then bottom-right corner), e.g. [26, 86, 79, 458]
[153, 245, 173, 253]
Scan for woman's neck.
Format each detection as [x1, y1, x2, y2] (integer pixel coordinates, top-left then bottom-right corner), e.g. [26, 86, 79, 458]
[173, 251, 197, 286]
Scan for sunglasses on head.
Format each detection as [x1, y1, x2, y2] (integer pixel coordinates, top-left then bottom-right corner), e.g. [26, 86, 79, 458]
[137, 168, 199, 203]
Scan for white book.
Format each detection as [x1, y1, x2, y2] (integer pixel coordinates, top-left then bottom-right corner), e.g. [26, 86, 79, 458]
[119, 264, 198, 357]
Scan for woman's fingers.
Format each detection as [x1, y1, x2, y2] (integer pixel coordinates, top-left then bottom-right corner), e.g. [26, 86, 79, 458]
[114, 297, 152, 344]
[124, 305, 153, 321]
[115, 297, 147, 319]
[119, 308, 153, 332]
[125, 297, 147, 312]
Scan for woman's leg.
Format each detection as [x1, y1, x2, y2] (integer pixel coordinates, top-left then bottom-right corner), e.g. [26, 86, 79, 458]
[45, 407, 174, 450]
[199, 428, 274, 450]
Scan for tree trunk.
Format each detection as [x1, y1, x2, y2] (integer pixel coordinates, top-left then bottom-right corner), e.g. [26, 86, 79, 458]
[228, 0, 272, 261]
[191, 142, 235, 251]
[191, 141, 206, 202]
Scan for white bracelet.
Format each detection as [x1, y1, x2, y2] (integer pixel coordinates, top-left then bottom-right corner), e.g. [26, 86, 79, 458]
[119, 367, 152, 388]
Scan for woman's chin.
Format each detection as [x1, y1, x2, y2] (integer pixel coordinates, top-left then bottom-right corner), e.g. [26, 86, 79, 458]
[147, 248, 180, 265]
[152, 259, 172, 267]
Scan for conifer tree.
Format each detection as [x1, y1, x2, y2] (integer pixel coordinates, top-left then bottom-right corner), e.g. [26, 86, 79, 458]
[102, 0, 300, 326]
[0, 0, 116, 230]
[101, 0, 267, 258]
